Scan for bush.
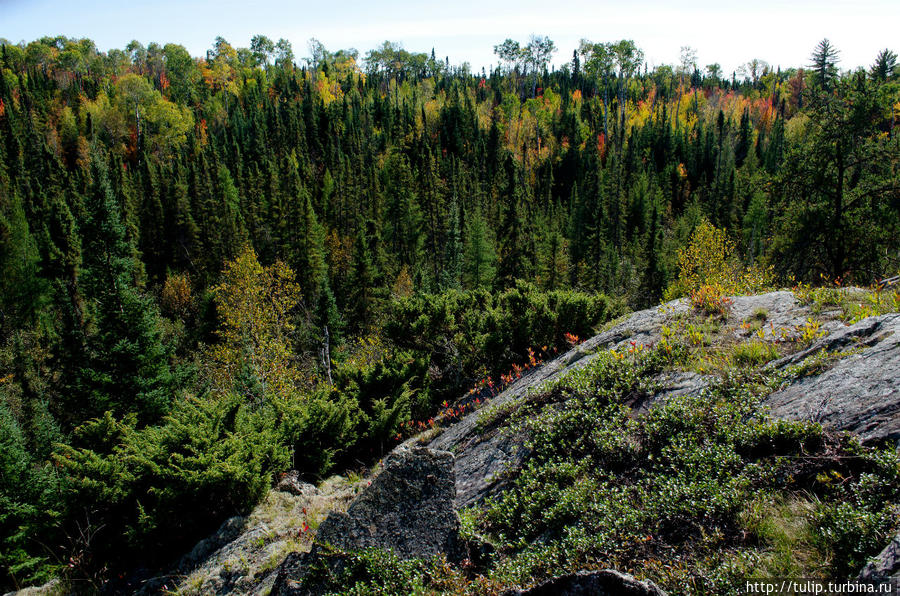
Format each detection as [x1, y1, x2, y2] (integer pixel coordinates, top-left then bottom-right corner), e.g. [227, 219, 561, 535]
[731, 341, 780, 367]
[54, 395, 288, 578]
[475, 346, 899, 592]
[0, 404, 64, 590]
[666, 220, 773, 303]
[385, 281, 620, 404]
[811, 501, 893, 576]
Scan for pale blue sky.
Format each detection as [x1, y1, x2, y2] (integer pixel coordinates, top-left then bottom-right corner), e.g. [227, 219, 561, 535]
[2, 0, 897, 75]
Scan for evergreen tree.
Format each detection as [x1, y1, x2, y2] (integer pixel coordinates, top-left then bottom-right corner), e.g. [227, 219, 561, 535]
[440, 195, 462, 289]
[462, 206, 497, 289]
[497, 157, 531, 287]
[810, 38, 840, 93]
[0, 189, 45, 335]
[67, 153, 174, 424]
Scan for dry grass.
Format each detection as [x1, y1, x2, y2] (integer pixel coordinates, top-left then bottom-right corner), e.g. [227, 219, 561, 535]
[175, 474, 369, 595]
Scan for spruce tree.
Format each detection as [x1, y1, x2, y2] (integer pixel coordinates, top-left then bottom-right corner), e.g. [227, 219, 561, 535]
[497, 157, 531, 288]
[462, 205, 497, 289]
[440, 196, 462, 289]
[68, 153, 174, 425]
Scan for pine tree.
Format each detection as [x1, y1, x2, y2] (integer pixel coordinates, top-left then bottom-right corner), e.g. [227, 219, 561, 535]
[286, 187, 327, 303]
[381, 153, 424, 277]
[810, 39, 840, 93]
[349, 221, 379, 332]
[497, 157, 531, 287]
[0, 189, 45, 335]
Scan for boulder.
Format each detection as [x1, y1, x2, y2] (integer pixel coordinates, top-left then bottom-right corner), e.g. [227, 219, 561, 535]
[271, 446, 460, 594]
[276, 470, 320, 498]
[501, 569, 667, 595]
[860, 532, 900, 581]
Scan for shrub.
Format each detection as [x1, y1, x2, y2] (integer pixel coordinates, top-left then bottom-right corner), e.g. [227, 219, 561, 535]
[474, 346, 898, 592]
[0, 404, 64, 589]
[385, 281, 620, 404]
[666, 220, 773, 303]
[811, 501, 894, 576]
[54, 395, 289, 579]
[690, 282, 733, 316]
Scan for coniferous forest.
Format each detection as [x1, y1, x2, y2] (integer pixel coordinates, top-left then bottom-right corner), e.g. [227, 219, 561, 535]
[0, 34, 898, 591]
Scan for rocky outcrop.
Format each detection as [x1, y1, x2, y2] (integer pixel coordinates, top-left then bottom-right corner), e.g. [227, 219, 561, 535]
[427, 299, 694, 507]
[271, 446, 461, 595]
[312, 446, 460, 559]
[429, 290, 900, 507]
[145, 475, 363, 596]
[427, 292, 783, 508]
[150, 290, 900, 595]
[3, 580, 61, 596]
[501, 569, 667, 595]
[860, 532, 900, 581]
[766, 313, 900, 442]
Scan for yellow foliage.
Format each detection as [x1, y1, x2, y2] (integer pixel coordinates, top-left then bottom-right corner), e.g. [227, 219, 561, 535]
[392, 266, 414, 299]
[315, 74, 344, 105]
[690, 282, 732, 316]
[677, 221, 736, 292]
[668, 220, 773, 309]
[161, 272, 193, 319]
[206, 246, 303, 403]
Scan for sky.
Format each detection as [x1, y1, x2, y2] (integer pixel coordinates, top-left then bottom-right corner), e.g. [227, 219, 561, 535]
[2, 0, 897, 75]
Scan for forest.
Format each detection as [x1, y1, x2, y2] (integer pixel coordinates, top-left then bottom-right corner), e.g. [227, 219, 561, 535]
[0, 33, 898, 591]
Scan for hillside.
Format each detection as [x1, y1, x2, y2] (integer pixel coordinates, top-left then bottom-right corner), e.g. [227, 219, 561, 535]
[89, 285, 900, 596]
[1, 33, 898, 594]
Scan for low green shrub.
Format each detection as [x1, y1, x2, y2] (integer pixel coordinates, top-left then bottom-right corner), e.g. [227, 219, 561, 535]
[385, 280, 621, 405]
[54, 394, 288, 578]
[731, 341, 779, 367]
[470, 347, 899, 593]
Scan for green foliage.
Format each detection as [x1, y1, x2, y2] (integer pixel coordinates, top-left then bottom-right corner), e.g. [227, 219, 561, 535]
[0, 402, 64, 588]
[385, 281, 619, 404]
[772, 69, 900, 283]
[331, 343, 422, 454]
[1, 34, 899, 591]
[54, 394, 288, 576]
[811, 500, 894, 576]
[731, 341, 779, 367]
[473, 348, 899, 592]
[59, 154, 175, 426]
[298, 546, 466, 595]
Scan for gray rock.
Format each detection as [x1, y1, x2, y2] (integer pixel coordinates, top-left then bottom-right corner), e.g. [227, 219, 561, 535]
[314, 446, 460, 559]
[766, 313, 900, 442]
[729, 291, 842, 339]
[4, 579, 62, 596]
[179, 516, 247, 571]
[276, 470, 320, 498]
[430, 292, 900, 508]
[429, 299, 696, 507]
[501, 569, 667, 595]
[271, 446, 460, 595]
[638, 370, 710, 412]
[860, 532, 900, 581]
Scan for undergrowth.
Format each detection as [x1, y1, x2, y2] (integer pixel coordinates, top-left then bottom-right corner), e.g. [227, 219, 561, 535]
[471, 348, 899, 594]
[325, 344, 899, 595]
